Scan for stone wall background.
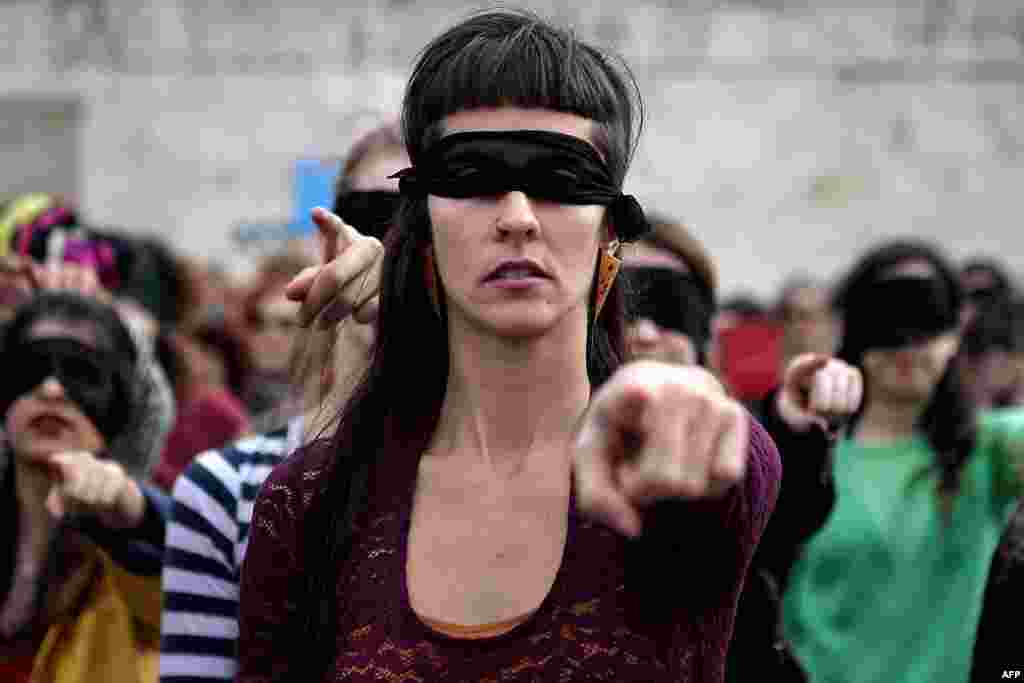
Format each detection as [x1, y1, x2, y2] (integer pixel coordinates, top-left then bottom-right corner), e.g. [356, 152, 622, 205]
[2, 0, 1022, 299]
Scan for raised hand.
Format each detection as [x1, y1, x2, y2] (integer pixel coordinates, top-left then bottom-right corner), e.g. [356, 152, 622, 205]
[572, 360, 749, 537]
[775, 353, 863, 434]
[44, 451, 145, 530]
[285, 207, 384, 328]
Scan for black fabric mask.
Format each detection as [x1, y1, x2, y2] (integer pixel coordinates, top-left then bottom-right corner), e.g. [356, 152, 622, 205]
[845, 276, 959, 351]
[1, 337, 131, 443]
[391, 130, 649, 241]
[333, 190, 401, 239]
[623, 266, 713, 351]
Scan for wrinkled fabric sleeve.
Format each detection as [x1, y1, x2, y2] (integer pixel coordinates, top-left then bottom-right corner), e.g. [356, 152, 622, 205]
[753, 387, 836, 587]
[636, 415, 782, 595]
[628, 415, 781, 681]
[74, 483, 171, 576]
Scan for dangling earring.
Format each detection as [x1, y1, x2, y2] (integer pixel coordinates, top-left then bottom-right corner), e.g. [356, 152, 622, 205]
[423, 247, 441, 319]
[594, 239, 621, 319]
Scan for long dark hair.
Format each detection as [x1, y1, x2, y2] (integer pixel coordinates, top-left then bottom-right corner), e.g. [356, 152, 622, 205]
[299, 8, 642, 676]
[0, 291, 142, 618]
[833, 240, 975, 513]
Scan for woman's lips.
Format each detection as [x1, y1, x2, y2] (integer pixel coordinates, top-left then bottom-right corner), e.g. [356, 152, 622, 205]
[483, 261, 552, 291]
[485, 276, 548, 290]
[483, 259, 550, 283]
[29, 414, 74, 437]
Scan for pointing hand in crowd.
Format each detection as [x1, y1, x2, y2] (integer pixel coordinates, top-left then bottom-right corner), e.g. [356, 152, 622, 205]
[44, 450, 146, 530]
[285, 207, 384, 328]
[572, 360, 750, 538]
[775, 353, 863, 434]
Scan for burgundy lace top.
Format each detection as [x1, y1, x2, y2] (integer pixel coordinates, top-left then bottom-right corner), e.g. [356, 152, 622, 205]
[237, 417, 780, 682]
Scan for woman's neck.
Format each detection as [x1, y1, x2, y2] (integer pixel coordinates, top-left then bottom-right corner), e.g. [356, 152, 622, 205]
[431, 309, 593, 479]
[855, 394, 926, 445]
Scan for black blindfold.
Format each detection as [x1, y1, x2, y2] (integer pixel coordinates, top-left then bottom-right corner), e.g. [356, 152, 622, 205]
[391, 130, 649, 241]
[623, 266, 713, 350]
[333, 190, 401, 240]
[1, 337, 132, 443]
[845, 276, 959, 351]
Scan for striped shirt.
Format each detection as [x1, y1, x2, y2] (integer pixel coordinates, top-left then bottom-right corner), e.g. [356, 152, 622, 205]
[159, 418, 301, 683]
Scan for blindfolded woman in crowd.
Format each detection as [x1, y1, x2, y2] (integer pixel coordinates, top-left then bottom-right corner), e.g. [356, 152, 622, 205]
[621, 213, 862, 682]
[238, 9, 780, 682]
[0, 290, 168, 683]
[782, 240, 1024, 683]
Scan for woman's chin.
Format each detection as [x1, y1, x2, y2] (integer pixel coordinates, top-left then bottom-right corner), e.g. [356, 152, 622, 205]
[483, 308, 561, 339]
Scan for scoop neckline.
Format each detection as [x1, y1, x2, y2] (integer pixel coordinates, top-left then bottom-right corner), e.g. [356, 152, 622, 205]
[394, 450, 579, 646]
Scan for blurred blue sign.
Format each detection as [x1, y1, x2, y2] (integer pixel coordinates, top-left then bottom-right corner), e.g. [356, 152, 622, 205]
[291, 158, 341, 236]
[232, 158, 341, 244]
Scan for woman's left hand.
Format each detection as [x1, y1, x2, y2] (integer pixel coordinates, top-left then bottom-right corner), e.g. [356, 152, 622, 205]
[44, 451, 146, 529]
[572, 360, 749, 538]
[775, 353, 863, 434]
[285, 208, 383, 328]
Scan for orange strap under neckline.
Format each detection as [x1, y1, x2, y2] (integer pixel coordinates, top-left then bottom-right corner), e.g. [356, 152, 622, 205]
[417, 609, 537, 640]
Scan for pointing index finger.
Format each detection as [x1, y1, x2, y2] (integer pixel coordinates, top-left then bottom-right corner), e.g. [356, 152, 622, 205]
[786, 353, 831, 387]
[45, 452, 79, 482]
[311, 207, 359, 264]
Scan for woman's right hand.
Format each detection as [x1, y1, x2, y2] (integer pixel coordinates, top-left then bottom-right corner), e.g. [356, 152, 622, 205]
[44, 450, 146, 530]
[285, 208, 384, 328]
[572, 360, 749, 537]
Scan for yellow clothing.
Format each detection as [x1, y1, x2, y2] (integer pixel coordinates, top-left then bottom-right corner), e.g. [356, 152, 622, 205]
[29, 539, 160, 683]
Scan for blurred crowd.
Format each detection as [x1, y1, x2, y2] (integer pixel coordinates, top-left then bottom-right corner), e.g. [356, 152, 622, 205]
[4, 182, 1021, 683]
[1, 10, 1023, 683]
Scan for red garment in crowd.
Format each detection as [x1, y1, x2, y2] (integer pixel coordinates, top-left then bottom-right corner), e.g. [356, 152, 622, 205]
[716, 319, 783, 403]
[152, 386, 251, 490]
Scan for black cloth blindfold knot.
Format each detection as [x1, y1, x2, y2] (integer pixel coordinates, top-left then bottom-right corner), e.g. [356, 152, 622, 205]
[390, 130, 650, 241]
[845, 276, 959, 351]
[0, 337, 131, 443]
[623, 266, 713, 348]
[334, 190, 401, 239]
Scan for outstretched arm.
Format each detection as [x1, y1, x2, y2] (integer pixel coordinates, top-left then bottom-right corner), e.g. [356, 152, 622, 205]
[754, 354, 862, 582]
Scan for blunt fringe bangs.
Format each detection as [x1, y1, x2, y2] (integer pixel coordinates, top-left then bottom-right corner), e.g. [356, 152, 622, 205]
[402, 8, 643, 187]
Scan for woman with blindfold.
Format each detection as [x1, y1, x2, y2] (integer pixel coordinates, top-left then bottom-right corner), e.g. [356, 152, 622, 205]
[620, 214, 862, 683]
[332, 120, 407, 241]
[782, 241, 1024, 683]
[238, 9, 780, 683]
[0, 291, 167, 683]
